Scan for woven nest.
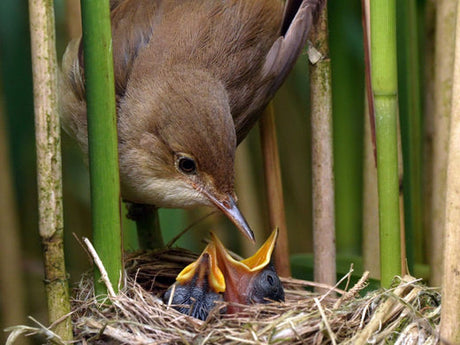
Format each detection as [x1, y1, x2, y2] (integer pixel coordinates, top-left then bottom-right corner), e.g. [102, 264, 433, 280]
[6, 247, 441, 345]
[64, 248, 441, 345]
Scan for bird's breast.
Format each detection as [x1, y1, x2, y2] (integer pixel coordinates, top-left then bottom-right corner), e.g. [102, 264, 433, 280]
[120, 175, 211, 208]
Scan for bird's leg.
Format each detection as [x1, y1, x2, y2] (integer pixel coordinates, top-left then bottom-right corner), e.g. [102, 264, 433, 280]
[126, 203, 164, 249]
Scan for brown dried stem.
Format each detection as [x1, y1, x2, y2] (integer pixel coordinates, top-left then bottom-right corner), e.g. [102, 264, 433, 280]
[440, 2, 460, 342]
[430, 0, 457, 286]
[28, 0, 72, 340]
[259, 103, 291, 277]
[308, 2, 336, 291]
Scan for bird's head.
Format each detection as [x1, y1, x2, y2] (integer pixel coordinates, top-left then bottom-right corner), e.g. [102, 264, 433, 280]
[171, 229, 284, 317]
[164, 242, 225, 320]
[117, 65, 254, 241]
[211, 229, 284, 313]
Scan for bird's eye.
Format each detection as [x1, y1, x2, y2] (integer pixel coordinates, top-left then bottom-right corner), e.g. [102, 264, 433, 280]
[178, 156, 197, 174]
[266, 273, 275, 286]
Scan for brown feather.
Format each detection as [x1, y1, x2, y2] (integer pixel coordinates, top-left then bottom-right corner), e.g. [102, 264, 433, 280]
[60, 0, 323, 210]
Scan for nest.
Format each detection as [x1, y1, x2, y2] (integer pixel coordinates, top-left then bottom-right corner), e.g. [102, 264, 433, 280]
[6, 247, 441, 345]
[68, 248, 440, 344]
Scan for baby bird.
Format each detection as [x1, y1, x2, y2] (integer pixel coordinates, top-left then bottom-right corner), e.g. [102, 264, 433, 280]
[164, 229, 283, 320]
[60, 0, 323, 241]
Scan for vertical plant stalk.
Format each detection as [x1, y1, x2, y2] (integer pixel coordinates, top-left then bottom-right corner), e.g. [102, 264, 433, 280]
[362, 97, 380, 279]
[259, 103, 291, 277]
[122, 204, 139, 252]
[430, 0, 456, 287]
[441, 3, 460, 341]
[80, 0, 123, 295]
[362, 0, 380, 280]
[137, 210, 163, 249]
[0, 104, 29, 345]
[362, 0, 376, 164]
[65, 0, 81, 39]
[397, 0, 423, 271]
[308, 3, 336, 290]
[423, 0, 436, 285]
[235, 140, 265, 255]
[370, 0, 401, 287]
[129, 204, 164, 250]
[28, 0, 72, 340]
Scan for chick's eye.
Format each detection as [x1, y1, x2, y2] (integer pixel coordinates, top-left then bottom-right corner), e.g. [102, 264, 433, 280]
[178, 157, 197, 174]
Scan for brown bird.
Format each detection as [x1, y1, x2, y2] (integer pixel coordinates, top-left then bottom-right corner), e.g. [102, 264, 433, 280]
[164, 229, 283, 320]
[60, 0, 323, 241]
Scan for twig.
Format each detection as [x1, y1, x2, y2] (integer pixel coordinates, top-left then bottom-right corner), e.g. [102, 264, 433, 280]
[319, 267, 354, 302]
[83, 237, 117, 298]
[314, 298, 337, 345]
[333, 271, 369, 309]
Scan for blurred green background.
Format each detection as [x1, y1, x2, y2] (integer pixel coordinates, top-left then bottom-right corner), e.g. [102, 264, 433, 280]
[0, 0, 430, 343]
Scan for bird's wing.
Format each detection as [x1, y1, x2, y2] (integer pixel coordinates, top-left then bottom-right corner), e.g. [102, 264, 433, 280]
[262, 0, 323, 95]
[235, 0, 324, 143]
[61, 0, 165, 100]
[60, 0, 166, 148]
[110, 0, 164, 96]
[281, 0, 307, 36]
[110, 0, 124, 10]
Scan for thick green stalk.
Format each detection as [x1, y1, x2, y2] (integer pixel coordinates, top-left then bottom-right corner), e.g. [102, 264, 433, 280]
[309, 3, 336, 290]
[370, 0, 401, 287]
[440, 3, 460, 341]
[80, 0, 123, 295]
[28, 0, 72, 339]
[397, 0, 423, 272]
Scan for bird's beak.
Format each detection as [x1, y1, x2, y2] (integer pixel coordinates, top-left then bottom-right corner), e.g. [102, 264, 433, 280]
[240, 228, 278, 270]
[200, 190, 255, 243]
[176, 242, 226, 294]
[211, 229, 279, 313]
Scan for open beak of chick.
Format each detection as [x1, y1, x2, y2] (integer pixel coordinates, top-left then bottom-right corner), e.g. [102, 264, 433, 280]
[164, 242, 226, 320]
[164, 229, 284, 320]
[211, 228, 284, 314]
